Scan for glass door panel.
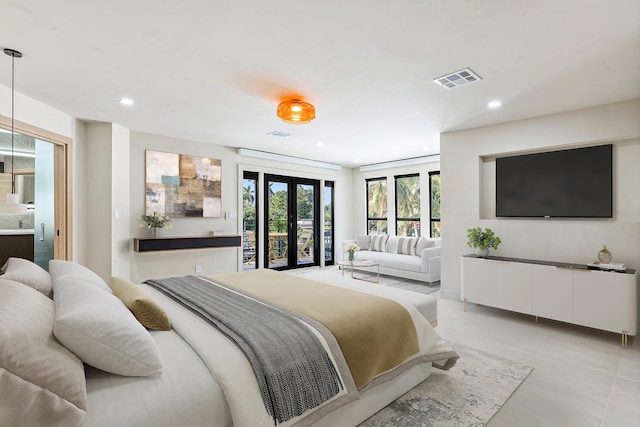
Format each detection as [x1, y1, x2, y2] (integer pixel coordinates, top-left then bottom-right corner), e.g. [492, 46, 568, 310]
[296, 183, 314, 267]
[34, 139, 55, 270]
[266, 179, 290, 269]
[324, 182, 334, 265]
[265, 174, 321, 270]
[242, 172, 258, 270]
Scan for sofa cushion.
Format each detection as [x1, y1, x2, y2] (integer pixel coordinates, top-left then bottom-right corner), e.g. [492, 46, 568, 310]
[370, 234, 389, 252]
[397, 237, 419, 255]
[357, 250, 422, 273]
[416, 237, 439, 254]
[355, 235, 371, 251]
[386, 235, 398, 253]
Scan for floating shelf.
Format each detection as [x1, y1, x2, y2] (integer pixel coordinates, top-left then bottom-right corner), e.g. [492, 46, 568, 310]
[134, 235, 241, 253]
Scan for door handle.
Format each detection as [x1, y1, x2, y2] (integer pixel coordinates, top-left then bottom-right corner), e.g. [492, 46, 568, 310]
[40, 222, 45, 242]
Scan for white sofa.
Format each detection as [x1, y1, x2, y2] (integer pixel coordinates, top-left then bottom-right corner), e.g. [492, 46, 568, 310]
[339, 235, 441, 285]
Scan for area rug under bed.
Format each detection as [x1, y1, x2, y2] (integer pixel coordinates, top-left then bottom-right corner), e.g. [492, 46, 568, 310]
[360, 343, 533, 426]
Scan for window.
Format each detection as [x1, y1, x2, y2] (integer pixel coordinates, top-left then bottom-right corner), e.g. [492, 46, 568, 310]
[324, 181, 334, 265]
[366, 178, 387, 233]
[395, 174, 420, 236]
[429, 171, 441, 237]
[242, 171, 258, 270]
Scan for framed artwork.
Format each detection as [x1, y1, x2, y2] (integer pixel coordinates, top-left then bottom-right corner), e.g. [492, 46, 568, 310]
[145, 149, 222, 218]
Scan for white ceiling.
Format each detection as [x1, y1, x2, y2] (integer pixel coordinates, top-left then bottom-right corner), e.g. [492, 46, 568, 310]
[1, 0, 639, 167]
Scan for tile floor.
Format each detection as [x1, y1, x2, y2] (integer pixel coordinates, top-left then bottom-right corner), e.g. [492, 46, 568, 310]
[436, 296, 640, 427]
[292, 266, 639, 426]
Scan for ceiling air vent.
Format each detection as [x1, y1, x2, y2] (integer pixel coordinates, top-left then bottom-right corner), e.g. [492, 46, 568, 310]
[266, 130, 292, 138]
[433, 68, 482, 89]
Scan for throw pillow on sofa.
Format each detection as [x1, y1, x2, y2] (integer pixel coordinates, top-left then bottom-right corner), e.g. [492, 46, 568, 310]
[370, 234, 389, 252]
[415, 237, 437, 255]
[397, 236, 419, 255]
[355, 235, 371, 251]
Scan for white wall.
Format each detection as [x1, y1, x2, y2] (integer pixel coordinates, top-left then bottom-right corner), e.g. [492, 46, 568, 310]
[440, 99, 640, 300]
[351, 161, 441, 237]
[85, 123, 115, 279]
[128, 131, 353, 283]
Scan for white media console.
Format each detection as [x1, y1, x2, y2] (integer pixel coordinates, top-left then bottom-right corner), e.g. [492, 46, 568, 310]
[461, 255, 638, 348]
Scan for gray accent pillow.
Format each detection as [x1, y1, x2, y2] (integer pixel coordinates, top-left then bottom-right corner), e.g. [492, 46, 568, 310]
[370, 234, 389, 252]
[355, 235, 371, 251]
[397, 237, 419, 255]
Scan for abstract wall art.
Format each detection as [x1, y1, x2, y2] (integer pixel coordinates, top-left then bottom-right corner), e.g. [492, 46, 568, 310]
[145, 150, 222, 217]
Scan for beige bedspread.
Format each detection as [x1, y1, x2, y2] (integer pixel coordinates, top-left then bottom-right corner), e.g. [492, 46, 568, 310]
[211, 269, 419, 389]
[142, 269, 457, 426]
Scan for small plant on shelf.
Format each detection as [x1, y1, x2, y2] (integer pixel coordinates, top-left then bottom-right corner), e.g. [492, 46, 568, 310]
[467, 227, 501, 256]
[139, 212, 172, 237]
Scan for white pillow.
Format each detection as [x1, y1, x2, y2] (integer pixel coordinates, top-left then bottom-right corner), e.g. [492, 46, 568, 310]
[0, 279, 86, 426]
[52, 275, 162, 377]
[416, 237, 437, 255]
[355, 235, 371, 251]
[1, 257, 52, 297]
[49, 259, 112, 293]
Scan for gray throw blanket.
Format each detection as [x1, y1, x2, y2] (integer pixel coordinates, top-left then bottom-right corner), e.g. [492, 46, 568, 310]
[144, 275, 342, 424]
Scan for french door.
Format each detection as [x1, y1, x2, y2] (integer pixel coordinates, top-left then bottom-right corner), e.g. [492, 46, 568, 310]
[264, 174, 320, 270]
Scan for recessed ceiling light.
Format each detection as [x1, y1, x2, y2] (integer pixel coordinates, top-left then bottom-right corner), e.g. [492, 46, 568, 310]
[316, 141, 324, 147]
[119, 98, 134, 106]
[487, 100, 502, 109]
[354, 159, 360, 163]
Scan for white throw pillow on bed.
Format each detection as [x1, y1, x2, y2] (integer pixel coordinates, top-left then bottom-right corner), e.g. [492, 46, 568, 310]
[0, 278, 86, 427]
[49, 259, 112, 293]
[52, 274, 162, 377]
[1, 257, 52, 297]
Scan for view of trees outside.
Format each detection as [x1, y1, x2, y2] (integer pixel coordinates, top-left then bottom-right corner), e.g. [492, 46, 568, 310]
[430, 173, 441, 237]
[268, 181, 288, 233]
[396, 175, 420, 236]
[242, 179, 256, 231]
[324, 183, 334, 263]
[296, 184, 314, 229]
[367, 178, 387, 233]
[242, 177, 257, 267]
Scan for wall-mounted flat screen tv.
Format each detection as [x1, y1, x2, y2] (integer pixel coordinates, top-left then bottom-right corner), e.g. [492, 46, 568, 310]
[496, 144, 612, 218]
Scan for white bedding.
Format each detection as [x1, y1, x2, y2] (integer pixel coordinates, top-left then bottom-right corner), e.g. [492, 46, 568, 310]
[85, 326, 231, 427]
[84, 275, 452, 427]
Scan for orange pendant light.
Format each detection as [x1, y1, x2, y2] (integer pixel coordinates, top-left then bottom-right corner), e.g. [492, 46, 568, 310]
[277, 99, 315, 124]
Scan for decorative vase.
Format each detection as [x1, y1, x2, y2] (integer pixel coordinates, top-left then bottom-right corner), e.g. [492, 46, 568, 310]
[348, 251, 355, 262]
[475, 247, 489, 257]
[151, 227, 159, 238]
[597, 245, 612, 264]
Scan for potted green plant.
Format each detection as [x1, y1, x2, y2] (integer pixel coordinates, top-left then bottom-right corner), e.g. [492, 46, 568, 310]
[467, 227, 501, 257]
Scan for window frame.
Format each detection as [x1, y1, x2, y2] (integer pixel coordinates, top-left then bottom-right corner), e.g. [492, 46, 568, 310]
[365, 177, 388, 234]
[394, 173, 421, 237]
[429, 171, 441, 237]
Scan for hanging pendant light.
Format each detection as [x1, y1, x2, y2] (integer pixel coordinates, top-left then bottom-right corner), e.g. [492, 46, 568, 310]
[3, 48, 27, 214]
[277, 99, 315, 124]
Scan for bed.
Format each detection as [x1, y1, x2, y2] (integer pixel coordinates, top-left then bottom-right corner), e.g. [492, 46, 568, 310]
[0, 258, 457, 427]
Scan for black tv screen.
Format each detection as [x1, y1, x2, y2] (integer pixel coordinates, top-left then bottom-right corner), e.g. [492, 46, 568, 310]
[496, 144, 612, 218]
